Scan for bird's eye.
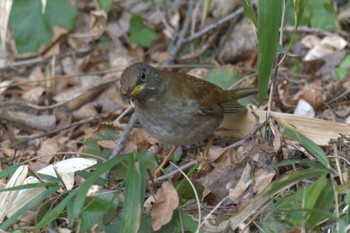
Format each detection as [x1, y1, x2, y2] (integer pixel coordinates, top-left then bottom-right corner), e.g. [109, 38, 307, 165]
[139, 72, 147, 81]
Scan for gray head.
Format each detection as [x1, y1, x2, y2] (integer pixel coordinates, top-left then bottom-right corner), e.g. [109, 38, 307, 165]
[121, 63, 167, 100]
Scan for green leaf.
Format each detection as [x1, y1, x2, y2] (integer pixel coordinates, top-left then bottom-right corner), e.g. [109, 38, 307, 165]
[305, 180, 334, 230]
[98, 0, 113, 13]
[176, 180, 204, 204]
[35, 154, 127, 230]
[308, 0, 338, 31]
[1, 186, 59, 230]
[280, 123, 330, 168]
[228, 168, 328, 228]
[303, 175, 327, 211]
[293, 0, 308, 28]
[129, 15, 157, 48]
[257, 0, 282, 102]
[9, 0, 78, 54]
[0, 182, 58, 192]
[157, 210, 199, 233]
[335, 55, 350, 81]
[345, 192, 350, 224]
[285, 0, 338, 32]
[79, 192, 120, 232]
[205, 66, 243, 89]
[0, 164, 23, 179]
[121, 155, 147, 233]
[240, 0, 258, 27]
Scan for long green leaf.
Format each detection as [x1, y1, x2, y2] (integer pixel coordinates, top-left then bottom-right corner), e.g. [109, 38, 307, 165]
[229, 168, 328, 227]
[35, 154, 127, 230]
[281, 123, 330, 168]
[121, 155, 146, 233]
[0, 182, 58, 192]
[1, 186, 59, 230]
[306, 182, 334, 230]
[257, 0, 283, 102]
[294, 0, 308, 28]
[0, 164, 22, 179]
[240, 0, 258, 27]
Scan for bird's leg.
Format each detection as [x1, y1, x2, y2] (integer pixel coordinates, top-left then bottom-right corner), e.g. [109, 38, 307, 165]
[197, 136, 215, 172]
[154, 146, 178, 177]
[203, 136, 214, 160]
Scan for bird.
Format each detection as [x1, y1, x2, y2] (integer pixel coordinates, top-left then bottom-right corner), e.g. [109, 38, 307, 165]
[120, 63, 257, 146]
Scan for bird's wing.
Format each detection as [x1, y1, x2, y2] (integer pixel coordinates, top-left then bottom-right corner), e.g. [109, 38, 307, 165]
[163, 71, 245, 115]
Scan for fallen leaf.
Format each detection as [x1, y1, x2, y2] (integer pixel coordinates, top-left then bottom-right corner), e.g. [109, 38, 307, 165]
[37, 138, 60, 165]
[21, 86, 45, 103]
[294, 80, 325, 108]
[252, 169, 275, 194]
[228, 162, 252, 202]
[151, 181, 179, 231]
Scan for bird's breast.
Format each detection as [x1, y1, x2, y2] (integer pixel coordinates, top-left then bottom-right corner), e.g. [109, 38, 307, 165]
[134, 99, 223, 145]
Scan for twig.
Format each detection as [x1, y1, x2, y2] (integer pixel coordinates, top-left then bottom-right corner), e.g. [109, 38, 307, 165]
[169, 161, 202, 233]
[151, 160, 197, 183]
[324, 102, 350, 119]
[163, 0, 194, 65]
[109, 112, 138, 159]
[163, 6, 244, 65]
[199, 196, 231, 231]
[184, 7, 244, 44]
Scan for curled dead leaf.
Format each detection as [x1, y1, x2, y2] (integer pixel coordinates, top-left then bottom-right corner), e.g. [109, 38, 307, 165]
[294, 80, 326, 108]
[151, 181, 179, 231]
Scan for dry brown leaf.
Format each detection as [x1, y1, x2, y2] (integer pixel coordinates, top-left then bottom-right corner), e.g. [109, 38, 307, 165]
[294, 80, 325, 108]
[97, 140, 116, 150]
[90, 10, 107, 38]
[21, 86, 45, 103]
[151, 181, 179, 231]
[199, 164, 245, 205]
[43, 38, 60, 58]
[37, 138, 60, 166]
[252, 169, 275, 194]
[277, 80, 297, 108]
[268, 118, 282, 154]
[218, 18, 257, 63]
[228, 162, 252, 202]
[343, 79, 350, 90]
[72, 104, 98, 121]
[206, 146, 227, 163]
[29, 66, 46, 83]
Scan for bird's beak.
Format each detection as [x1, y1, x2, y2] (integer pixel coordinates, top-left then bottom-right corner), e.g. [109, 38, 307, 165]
[127, 85, 142, 98]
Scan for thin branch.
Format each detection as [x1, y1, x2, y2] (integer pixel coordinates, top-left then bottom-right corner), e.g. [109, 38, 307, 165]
[184, 7, 244, 44]
[163, 0, 195, 65]
[109, 112, 138, 159]
[151, 160, 197, 183]
[169, 161, 202, 233]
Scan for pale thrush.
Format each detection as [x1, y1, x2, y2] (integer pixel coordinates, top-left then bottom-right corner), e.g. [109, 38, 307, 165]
[121, 63, 257, 146]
